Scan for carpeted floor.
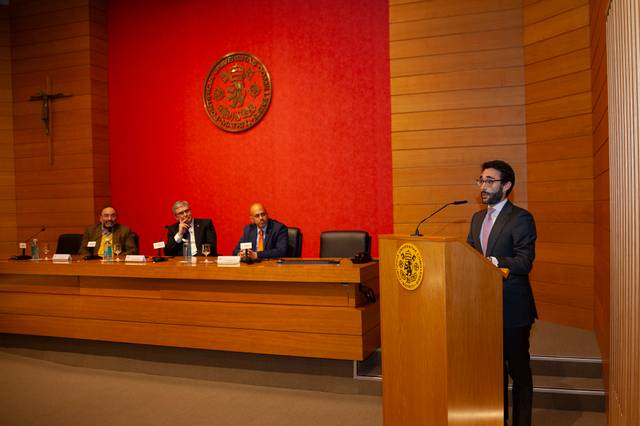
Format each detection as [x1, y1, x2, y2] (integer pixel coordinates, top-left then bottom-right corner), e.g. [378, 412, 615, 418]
[0, 321, 609, 426]
[0, 349, 607, 426]
[0, 351, 382, 426]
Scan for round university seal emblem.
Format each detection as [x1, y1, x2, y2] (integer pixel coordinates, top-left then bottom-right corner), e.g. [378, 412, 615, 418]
[203, 52, 272, 132]
[395, 243, 424, 291]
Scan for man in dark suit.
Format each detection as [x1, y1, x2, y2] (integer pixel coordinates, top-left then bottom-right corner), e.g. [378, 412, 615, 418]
[165, 200, 217, 257]
[79, 206, 138, 257]
[466, 160, 537, 426]
[232, 203, 288, 260]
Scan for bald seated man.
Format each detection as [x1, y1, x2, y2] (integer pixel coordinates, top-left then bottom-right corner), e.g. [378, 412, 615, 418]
[232, 203, 288, 260]
[79, 206, 138, 257]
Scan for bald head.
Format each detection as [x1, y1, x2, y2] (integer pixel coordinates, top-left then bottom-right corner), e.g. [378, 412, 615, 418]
[100, 206, 117, 229]
[249, 203, 269, 229]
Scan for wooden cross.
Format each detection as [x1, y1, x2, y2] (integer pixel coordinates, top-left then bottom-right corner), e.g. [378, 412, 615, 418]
[28, 76, 72, 165]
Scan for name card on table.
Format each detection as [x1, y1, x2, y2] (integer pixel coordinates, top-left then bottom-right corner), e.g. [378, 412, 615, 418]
[153, 241, 165, 249]
[218, 256, 240, 267]
[87, 241, 97, 248]
[19, 242, 27, 249]
[125, 255, 146, 263]
[52, 254, 72, 263]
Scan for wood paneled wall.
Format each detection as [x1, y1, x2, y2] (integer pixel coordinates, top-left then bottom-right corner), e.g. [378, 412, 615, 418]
[10, 0, 109, 252]
[523, 0, 595, 329]
[0, 7, 17, 259]
[606, 0, 640, 423]
[390, 0, 527, 239]
[390, 1, 597, 329]
[590, 0, 609, 387]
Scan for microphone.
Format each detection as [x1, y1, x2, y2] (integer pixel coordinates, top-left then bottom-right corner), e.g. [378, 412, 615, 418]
[411, 200, 468, 237]
[152, 225, 170, 262]
[12, 227, 46, 260]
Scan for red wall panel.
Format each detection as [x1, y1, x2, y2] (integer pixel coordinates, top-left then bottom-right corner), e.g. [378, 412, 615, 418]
[108, 0, 392, 256]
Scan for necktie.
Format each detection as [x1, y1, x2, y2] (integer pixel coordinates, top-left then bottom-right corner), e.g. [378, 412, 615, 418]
[257, 229, 264, 252]
[184, 229, 192, 256]
[481, 207, 494, 256]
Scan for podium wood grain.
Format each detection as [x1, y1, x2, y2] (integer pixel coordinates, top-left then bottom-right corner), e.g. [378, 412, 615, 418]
[379, 235, 503, 425]
[0, 258, 380, 360]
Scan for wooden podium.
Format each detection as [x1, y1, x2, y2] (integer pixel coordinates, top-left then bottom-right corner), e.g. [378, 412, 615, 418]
[379, 235, 504, 425]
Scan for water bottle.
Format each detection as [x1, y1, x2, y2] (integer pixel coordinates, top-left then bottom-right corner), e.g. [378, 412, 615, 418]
[104, 240, 113, 261]
[31, 239, 40, 260]
[183, 241, 192, 262]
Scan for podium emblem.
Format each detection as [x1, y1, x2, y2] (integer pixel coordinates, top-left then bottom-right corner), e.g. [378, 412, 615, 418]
[395, 243, 424, 290]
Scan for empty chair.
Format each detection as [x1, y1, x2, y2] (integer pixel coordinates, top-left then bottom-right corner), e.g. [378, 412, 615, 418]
[319, 230, 371, 258]
[286, 227, 303, 257]
[56, 233, 83, 254]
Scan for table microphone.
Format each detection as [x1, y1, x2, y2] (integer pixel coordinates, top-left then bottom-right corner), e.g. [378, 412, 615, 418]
[11, 227, 46, 260]
[152, 225, 170, 262]
[411, 200, 468, 236]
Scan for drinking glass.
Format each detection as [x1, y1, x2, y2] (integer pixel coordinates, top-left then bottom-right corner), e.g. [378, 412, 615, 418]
[113, 243, 122, 262]
[43, 243, 50, 260]
[202, 243, 211, 263]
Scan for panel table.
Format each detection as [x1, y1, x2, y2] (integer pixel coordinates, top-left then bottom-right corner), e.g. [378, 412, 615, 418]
[0, 258, 380, 360]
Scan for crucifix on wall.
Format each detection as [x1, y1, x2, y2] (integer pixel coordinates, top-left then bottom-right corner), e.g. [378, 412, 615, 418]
[28, 76, 72, 165]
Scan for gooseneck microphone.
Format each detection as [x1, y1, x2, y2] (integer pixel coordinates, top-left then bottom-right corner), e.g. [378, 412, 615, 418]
[12, 227, 46, 260]
[411, 200, 468, 237]
[153, 225, 170, 262]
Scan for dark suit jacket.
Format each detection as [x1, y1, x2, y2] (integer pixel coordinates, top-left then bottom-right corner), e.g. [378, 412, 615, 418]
[232, 219, 288, 259]
[467, 200, 538, 328]
[165, 218, 217, 256]
[78, 223, 138, 256]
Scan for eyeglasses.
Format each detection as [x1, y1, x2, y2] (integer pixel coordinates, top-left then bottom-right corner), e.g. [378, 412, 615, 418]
[252, 212, 267, 219]
[476, 178, 502, 186]
[175, 208, 191, 216]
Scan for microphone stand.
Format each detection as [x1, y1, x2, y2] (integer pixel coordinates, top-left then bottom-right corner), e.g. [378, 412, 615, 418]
[412, 200, 468, 236]
[152, 225, 169, 262]
[241, 249, 255, 264]
[83, 245, 102, 260]
[152, 248, 168, 262]
[12, 227, 46, 260]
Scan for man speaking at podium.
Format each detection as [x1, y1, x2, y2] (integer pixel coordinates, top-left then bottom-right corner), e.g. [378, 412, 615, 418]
[467, 160, 537, 426]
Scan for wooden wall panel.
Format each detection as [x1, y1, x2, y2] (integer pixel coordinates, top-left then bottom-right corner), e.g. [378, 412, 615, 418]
[523, 0, 595, 329]
[0, 6, 17, 259]
[590, 0, 610, 395]
[390, 2, 526, 240]
[605, 0, 640, 423]
[10, 0, 109, 252]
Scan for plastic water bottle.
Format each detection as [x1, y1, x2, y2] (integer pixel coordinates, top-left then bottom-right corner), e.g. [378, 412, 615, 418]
[183, 241, 192, 262]
[31, 239, 40, 260]
[104, 240, 113, 261]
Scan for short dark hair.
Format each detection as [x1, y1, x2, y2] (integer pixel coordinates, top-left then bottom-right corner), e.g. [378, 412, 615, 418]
[481, 160, 515, 197]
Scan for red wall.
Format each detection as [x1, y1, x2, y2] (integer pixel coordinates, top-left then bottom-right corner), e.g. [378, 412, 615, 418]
[108, 0, 392, 256]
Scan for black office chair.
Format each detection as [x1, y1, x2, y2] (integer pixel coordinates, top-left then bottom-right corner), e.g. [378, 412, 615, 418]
[56, 233, 83, 254]
[287, 227, 303, 257]
[130, 232, 140, 254]
[319, 230, 371, 258]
